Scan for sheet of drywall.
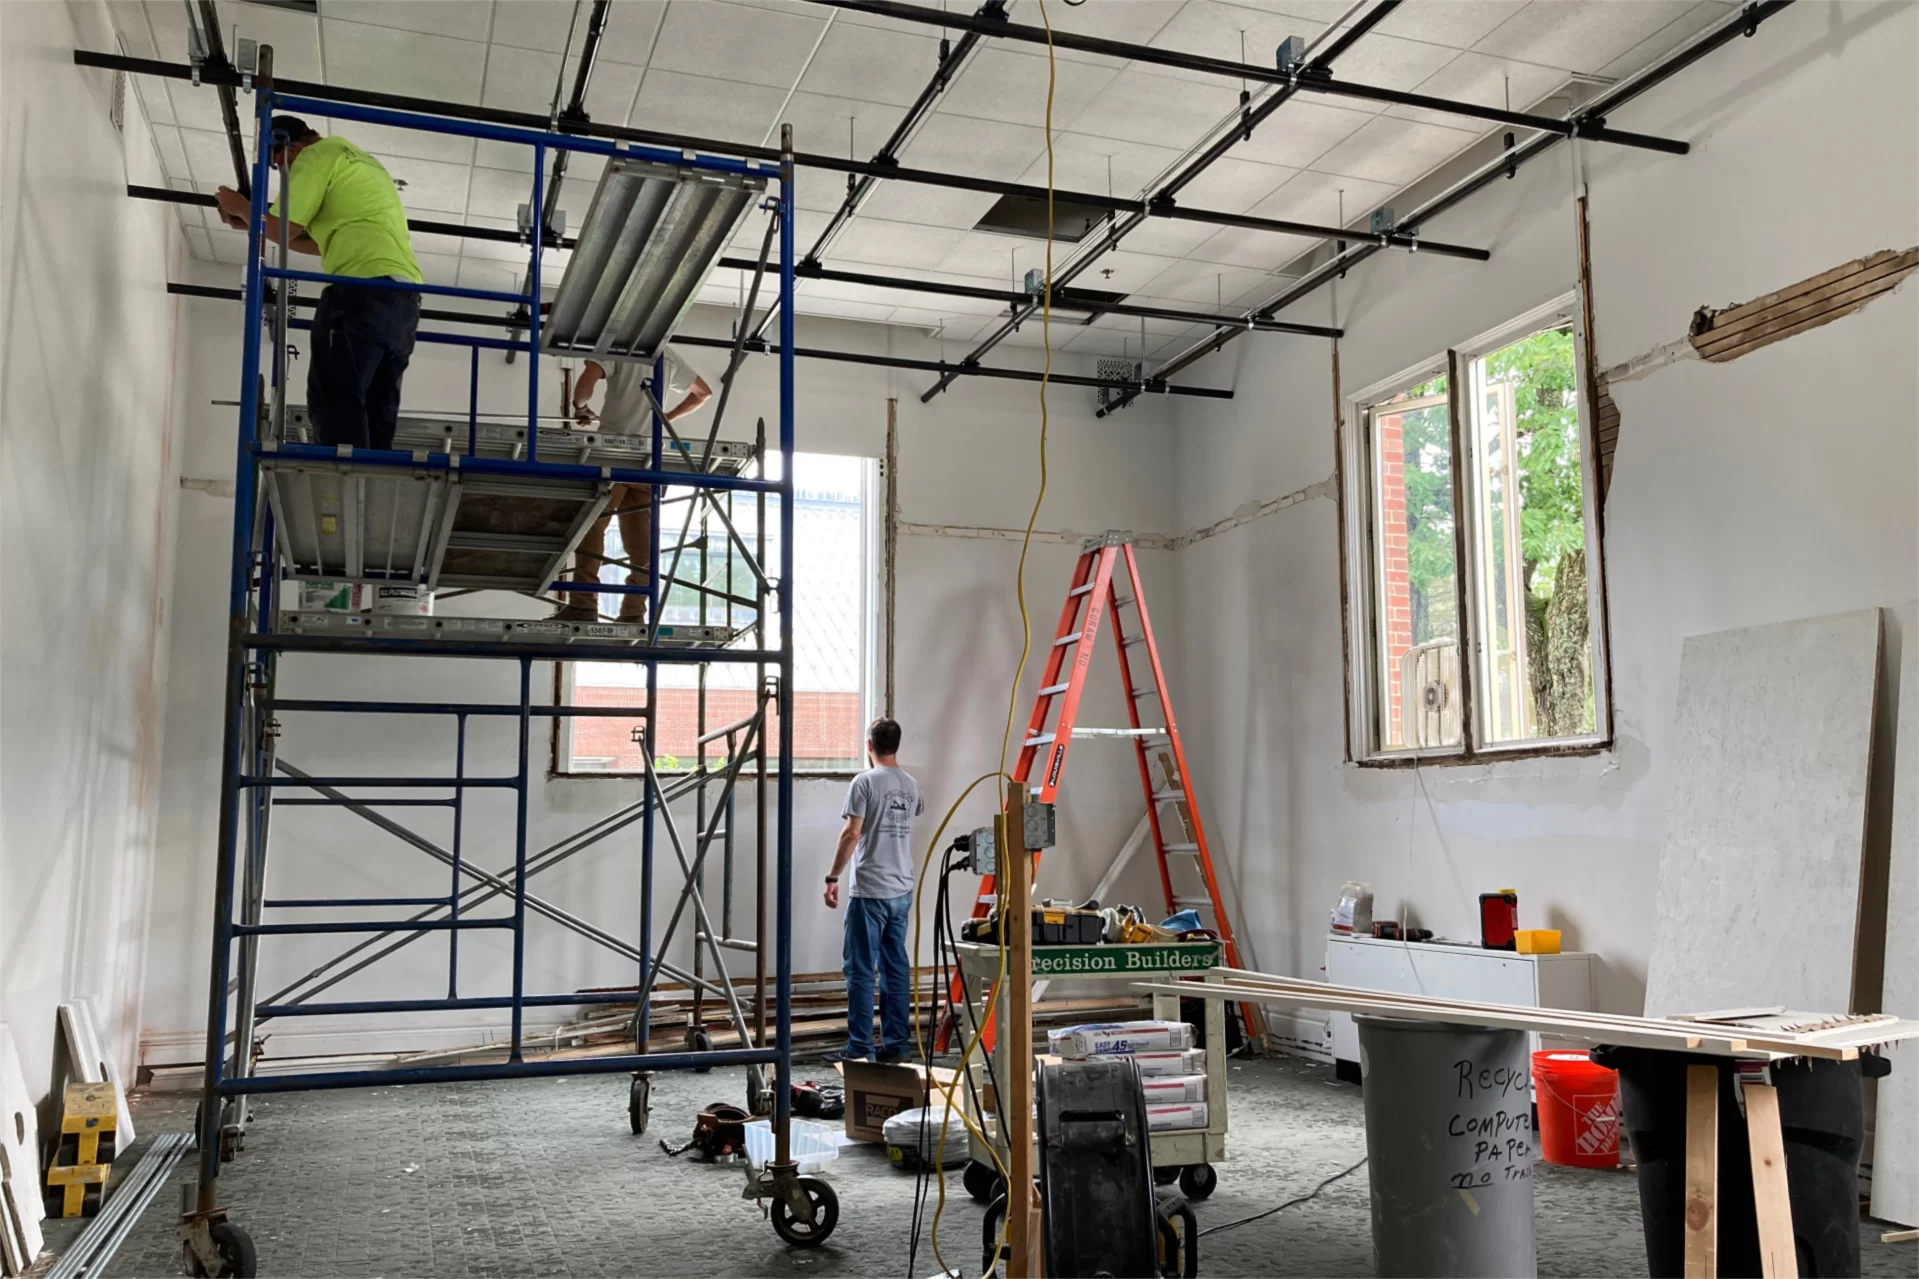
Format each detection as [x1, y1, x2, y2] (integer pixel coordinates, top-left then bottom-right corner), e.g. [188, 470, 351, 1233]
[0, 1025, 45, 1273]
[1644, 609, 1882, 1018]
[1872, 602, 1918, 1227]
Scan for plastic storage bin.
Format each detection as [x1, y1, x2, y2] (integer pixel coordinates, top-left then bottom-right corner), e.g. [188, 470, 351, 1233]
[743, 1118, 841, 1175]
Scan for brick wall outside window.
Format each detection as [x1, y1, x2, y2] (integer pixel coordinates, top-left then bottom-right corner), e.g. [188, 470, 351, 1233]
[1375, 412, 1413, 747]
[567, 683, 864, 772]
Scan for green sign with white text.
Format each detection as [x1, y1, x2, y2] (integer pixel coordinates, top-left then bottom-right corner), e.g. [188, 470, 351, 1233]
[1028, 943, 1221, 977]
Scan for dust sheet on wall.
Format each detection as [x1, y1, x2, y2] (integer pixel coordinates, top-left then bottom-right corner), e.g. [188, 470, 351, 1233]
[1872, 601, 1918, 1227]
[1644, 608, 1881, 1019]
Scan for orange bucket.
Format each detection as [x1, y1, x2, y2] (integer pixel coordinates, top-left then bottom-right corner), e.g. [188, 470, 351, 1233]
[1532, 1050, 1620, 1168]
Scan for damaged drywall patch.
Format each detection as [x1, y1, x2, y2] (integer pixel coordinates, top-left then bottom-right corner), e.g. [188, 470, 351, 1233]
[1688, 247, 1918, 363]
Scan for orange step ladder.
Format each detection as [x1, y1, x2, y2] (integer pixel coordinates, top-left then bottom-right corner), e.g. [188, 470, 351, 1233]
[955, 531, 1265, 1050]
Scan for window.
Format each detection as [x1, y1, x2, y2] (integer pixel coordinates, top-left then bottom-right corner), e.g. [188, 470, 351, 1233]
[555, 451, 879, 775]
[1344, 295, 1609, 761]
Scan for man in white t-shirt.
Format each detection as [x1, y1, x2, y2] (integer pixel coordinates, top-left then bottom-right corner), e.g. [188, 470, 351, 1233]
[556, 347, 712, 622]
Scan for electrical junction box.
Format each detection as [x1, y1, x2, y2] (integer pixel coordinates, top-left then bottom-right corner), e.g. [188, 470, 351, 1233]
[1275, 36, 1307, 72]
[966, 825, 996, 877]
[1024, 800, 1057, 851]
[1369, 207, 1396, 236]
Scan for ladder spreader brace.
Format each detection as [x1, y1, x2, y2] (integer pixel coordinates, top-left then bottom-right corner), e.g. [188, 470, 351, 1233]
[952, 531, 1266, 1050]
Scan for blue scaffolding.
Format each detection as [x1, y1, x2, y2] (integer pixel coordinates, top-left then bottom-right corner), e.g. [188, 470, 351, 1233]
[184, 59, 824, 1277]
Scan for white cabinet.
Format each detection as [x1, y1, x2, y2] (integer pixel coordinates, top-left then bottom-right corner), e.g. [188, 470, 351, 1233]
[1325, 936, 1595, 1080]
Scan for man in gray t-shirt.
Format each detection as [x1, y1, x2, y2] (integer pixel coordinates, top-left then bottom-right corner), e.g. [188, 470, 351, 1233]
[825, 717, 923, 1062]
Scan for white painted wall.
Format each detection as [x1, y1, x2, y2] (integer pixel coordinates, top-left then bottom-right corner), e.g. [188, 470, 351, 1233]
[143, 282, 1183, 1061]
[1166, 0, 1919, 1020]
[1, 1, 188, 1099]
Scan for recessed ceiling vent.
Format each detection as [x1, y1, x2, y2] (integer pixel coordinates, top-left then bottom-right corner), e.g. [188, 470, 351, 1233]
[974, 194, 1110, 244]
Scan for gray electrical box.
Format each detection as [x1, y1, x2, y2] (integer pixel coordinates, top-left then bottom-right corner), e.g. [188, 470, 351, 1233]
[1369, 207, 1396, 236]
[967, 825, 997, 877]
[1275, 36, 1307, 73]
[1023, 801, 1057, 851]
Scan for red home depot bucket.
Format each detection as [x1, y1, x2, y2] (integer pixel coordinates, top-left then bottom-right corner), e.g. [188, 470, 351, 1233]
[1532, 1050, 1620, 1168]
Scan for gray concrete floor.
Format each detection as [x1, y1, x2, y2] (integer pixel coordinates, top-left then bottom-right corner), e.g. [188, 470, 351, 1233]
[39, 1055, 1914, 1277]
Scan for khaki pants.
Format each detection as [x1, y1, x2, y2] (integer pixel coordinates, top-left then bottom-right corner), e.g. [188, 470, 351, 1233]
[561, 483, 653, 621]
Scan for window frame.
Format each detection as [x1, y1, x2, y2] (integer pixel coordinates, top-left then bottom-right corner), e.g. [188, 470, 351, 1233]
[549, 453, 884, 780]
[1340, 291, 1613, 765]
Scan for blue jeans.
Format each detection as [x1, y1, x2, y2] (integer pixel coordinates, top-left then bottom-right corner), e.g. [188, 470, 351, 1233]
[843, 892, 913, 1059]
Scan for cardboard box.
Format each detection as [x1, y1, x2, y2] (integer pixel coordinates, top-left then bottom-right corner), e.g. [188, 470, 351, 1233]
[1139, 1074, 1208, 1105]
[1133, 1049, 1206, 1078]
[837, 1061, 957, 1143]
[1146, 1101, 1207, 1132]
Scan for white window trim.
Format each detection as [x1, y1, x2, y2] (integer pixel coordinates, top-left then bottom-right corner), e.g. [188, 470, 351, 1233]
[1341, 290, 1612, 764]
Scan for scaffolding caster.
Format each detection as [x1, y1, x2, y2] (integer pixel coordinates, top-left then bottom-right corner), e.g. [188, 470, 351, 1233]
[179, 1196, 257, 1278]
[745, 1159, 838, 1248]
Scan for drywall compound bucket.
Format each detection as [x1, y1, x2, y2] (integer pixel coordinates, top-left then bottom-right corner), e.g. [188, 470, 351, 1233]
[1532, 1050, 1619, 1168]
[1357, 1015, 1536, 1278]
[371, 584, 433, 616]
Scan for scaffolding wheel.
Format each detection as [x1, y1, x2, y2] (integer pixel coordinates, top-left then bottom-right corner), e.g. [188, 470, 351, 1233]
[963, 1159, 1003, 1203]
[688, 1027, 714, 1073]
[628, 1073, 653, 1135]
[184, 1221, 257, 1278]
[769, 1175, 838, 1247]
[1178, 1163, 1217, 1201]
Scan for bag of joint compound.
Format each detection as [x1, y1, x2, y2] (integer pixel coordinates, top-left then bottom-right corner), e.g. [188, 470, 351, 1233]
[1132, 1049, 1205, 1078]
[1048, 1020, 1196, 1059]
[882, 1105, 970, 1171]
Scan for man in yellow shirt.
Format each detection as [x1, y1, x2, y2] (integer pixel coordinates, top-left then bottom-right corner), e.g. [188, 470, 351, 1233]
[214, 115, 423, 451]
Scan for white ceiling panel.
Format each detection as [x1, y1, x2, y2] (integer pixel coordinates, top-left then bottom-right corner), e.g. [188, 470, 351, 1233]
[1470, 0, 1704, 74]
[1022, 134, 1185, 203]
[414, 250, 466, 287]
[1375, 1, 1528, 50]
[182, 126, 239, 188]
[1005, 0, 1187, 60]
[901, 112, 1048, 182]
[1594, 2, 1733, 82]
[1247, 167, 1398, 231]
[649, 0, 829, 89]
[1186, 222, 1320, 271]
[489, 0, 668, 61]
[1063, 68, 1241, 150]
[150, 124, 189, 182]
[320, 1, 496, 41]
[1309, 113, 1480, 186]
[467, 164, 541, 220]
[934, 45, 1121, 130]
[381, 155, 474, 215]
[409, 227, 468, 258]
[776, 90, 903, 185]
[458, 257, 525, 294]
[186, 225, 216, 260]
[1069, 246, 1181, 293]
[321, 19, 490, 105]
[165, 81, 229, 134]
[1145, 1, 1330, 85]
[855, 182, 1000, 232]
[1317, 34, 1463, 108]
[627, 68, 788, 145]
[110, 2, 159, 57]
[1226, 97, 1372, 170]
[1111, 218, 1219, 258]
[936, 230, 1038, 284]
[328, 119, 479, 166]
[825, 218, 969, 270]
[1386, 52, 1566, 130]
[474, 47, 642, 123]
[461, 214, 533, 262]
[887, 305, 989, 333]
[798, 21, 945, 106]
[1133, 260, 1274, 305]
[1170, 155, 1296, 215]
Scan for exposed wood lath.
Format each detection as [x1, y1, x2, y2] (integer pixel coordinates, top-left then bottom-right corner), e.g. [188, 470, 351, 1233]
[1689, 248, 1919, 363]
[1594, 373, 1621, 501]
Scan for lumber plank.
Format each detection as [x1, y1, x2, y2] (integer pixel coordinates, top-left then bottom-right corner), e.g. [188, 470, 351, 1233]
[1686, 1064, 1719, 1278]
[1744, 1083, 1799, 1279]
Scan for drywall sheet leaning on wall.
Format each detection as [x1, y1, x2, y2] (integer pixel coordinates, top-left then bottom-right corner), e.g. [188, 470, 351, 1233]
[0, 1024, 46, 1274]
[1644, 609, 1881, 1018]
[1872, 601, 1918, 1227]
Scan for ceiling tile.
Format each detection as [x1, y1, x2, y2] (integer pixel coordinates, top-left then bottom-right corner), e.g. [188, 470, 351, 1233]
[1206, 97, 1369, 170]
[1062, 68, 1241, 150]
[326, 120, 477, 166]
[1171, 155, 1296, 215]
[461, 214, 532, 263]
[1133, 261, 1275, 305]
[1146, 1, 1330, 85]
[165, 81, 228, 134]
[1248, 167, 1399, 230]
[489, 0, 667, 59]
[649, 0, 829, 90]
[458, 258, 524, 294]
[900, 113, 1047, 183]
[319, 1, 496, 40]
[1005, 0, 1187, 61]
[414, 250, 466, 287]
[628, 69, 789, 147]
[1386, 52, 1565, 130]
[110, 3, 159, 58]
[1471, 0, 1703, 74]
[1185, 221, 1321, 271]
[776, 90, 905, 188]
[131, 78, 174, 127]
[149, 124, 190, 184]
[798, 21, 946, 106]
[795, 296, 899, 323]
[932, 45, 1120, 130]
[1313, 34, 1463, 107]
[321, 19, 489, 105]
[824, 219, 969, 270]
[186, 225, 216, 261]
[1594, 2, 1734, 82]
[935, 231, 1037, 285]
[480, 45, 643, 123]
[888, 305, 984, 333]
[410, 227, 467, 259]
[1308, 113, 1471, 186]
[1020, 134, 1185, 203]
[854, 182, 1000, 232]
[1111, 219, 1219, 258]
[1374, 1, 1528, 50]
[1069, 247, 1181, 294]
[381, 155, 473, 215]
[181, 127, 238, 188]
[468, 164, 539, 220]
[1214, 0, 1384, 23]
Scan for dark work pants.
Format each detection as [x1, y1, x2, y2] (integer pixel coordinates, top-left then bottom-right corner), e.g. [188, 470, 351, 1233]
[308, 282, 420, 451]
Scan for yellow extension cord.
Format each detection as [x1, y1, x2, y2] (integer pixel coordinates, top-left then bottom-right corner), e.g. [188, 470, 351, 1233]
[907, 3, 1058, 1274]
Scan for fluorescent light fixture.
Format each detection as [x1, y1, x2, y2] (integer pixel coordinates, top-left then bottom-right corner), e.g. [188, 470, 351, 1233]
[543, 155, 767, 363]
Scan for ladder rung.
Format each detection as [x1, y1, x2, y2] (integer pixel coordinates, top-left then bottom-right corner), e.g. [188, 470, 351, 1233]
[1131, 687, 1160, 699]
[1038, 682, 1070, 696]
[1113, 596, 1135, 607]
[1163, 843, 1199, 854]
[1054, 633, 1083, 647]
[1069, 583, 1096, 597]
[1151, 789, 1185, 802]
[1025, 733, 1056, 747]
[1123, 636, 1148, 647]
[1172, 896, 1211, 908]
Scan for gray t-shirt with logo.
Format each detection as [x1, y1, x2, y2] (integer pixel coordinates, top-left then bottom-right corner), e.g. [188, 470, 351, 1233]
[841, 765, 924, 900]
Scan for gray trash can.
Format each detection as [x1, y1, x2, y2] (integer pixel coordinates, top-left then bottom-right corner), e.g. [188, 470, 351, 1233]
[1357, 1015, 1537, 1278]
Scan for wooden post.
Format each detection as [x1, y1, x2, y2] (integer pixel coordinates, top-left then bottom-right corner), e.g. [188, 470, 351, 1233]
[1744, 1083, 1799, 1279]
[1684, 1064, 1719, 1278]
[1004, 779, 1042, 1277]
